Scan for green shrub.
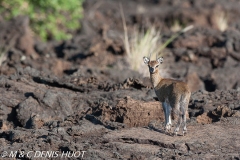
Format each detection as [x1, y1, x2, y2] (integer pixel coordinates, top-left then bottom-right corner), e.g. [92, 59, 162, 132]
[0, 0, 84, 41]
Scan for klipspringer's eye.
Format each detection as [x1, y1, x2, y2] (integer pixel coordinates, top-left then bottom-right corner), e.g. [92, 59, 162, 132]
[156, 65, 159, 68]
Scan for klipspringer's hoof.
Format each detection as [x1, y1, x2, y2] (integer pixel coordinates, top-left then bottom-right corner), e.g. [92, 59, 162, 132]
[182, 131, 187, 136]
[173, 131, 178, 137]
[165, 124, 171, 131]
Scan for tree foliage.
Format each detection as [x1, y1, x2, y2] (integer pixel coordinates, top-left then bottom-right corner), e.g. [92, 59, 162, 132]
[0, 0, 84, 41]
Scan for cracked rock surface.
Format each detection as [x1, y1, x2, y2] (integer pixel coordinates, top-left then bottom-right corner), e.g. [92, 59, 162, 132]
[0, 0, 240, 159]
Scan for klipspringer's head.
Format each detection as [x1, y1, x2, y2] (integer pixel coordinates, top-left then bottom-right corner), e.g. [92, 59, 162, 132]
[143, 56, 163, 74]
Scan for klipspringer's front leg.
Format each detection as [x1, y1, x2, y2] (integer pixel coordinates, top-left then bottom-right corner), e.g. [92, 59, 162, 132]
[162, 102, 171, 132]
[162, 102, 167, 129]
[166, 103, 172, 132]
[168, 103, 172, 126]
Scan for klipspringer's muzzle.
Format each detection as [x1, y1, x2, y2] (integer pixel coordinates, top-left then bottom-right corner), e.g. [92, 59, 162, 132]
[149, 67, 154, 73]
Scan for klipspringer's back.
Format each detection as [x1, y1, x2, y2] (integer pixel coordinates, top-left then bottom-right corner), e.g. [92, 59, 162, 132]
[154, 78, 191, 102]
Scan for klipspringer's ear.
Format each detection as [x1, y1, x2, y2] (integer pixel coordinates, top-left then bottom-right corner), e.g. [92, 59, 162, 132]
[157, 57, 163, 64]
[143, 56, 150, 64]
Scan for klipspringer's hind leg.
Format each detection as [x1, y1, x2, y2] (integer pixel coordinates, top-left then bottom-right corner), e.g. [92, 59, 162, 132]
[174, 113, 182, 136]
[182, 112, 187, 136]
[181, 99, 189, 136]
[172, 103, 182, 136]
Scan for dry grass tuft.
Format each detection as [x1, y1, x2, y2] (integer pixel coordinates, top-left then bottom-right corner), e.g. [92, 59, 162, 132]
[0, 47, 8, 67]
[124, 26, 162, 76]
[215, 11, 228, 32]
[120, 4, 193, 76]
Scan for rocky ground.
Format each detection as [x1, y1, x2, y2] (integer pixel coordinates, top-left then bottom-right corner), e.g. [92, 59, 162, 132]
[0, 0, 240, 159]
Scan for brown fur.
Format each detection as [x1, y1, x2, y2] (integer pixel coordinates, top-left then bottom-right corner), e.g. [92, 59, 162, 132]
[144, 56, 191, 135]
[148, 60, 191, 102]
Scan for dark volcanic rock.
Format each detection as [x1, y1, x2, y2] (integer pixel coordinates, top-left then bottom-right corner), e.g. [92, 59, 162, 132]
[0, 0, 240, 159]
[0, 66, 239, 159]
[189, 89, 240, 123]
